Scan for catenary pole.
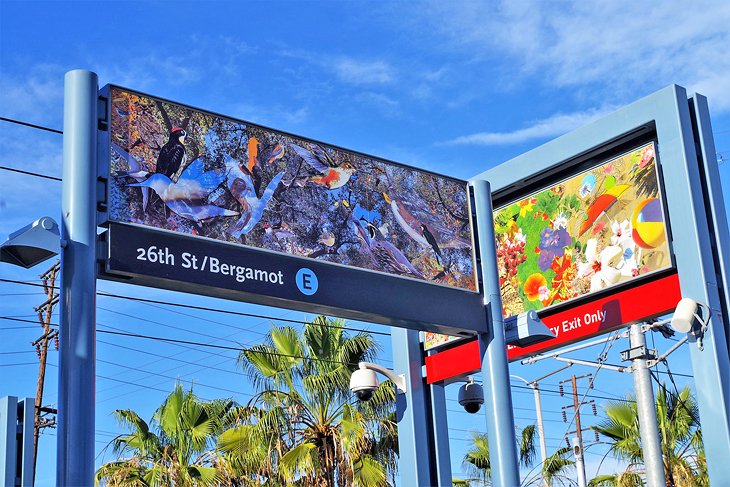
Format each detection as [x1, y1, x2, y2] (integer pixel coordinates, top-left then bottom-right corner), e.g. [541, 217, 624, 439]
[57, 69, 98, 486]
[471, 179, 520, 485]
[629, 324, 666, 487]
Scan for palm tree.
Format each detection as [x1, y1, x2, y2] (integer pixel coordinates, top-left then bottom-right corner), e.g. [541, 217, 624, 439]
[460, 425, 574, 486]
[218, 315, 397, 486]
[591, 384, 706, 486]
[95, 383, 234, 486]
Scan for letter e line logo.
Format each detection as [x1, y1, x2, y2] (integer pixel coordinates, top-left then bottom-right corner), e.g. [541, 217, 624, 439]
[296, 268, 318, 296]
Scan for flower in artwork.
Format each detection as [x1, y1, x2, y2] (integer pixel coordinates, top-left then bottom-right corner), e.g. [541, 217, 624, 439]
[610, 219, 633, 248]
[538, 227, 571, 271]
[524, 273, 548, 301]
[592, 220, 607, 235]
[578, 238, 623, 292]
[618, 245, 639, 277]
[538, 285, 550, 301]
[518, 198, 537, 218]
[551, 212, 569, 230]
[550, 251, 575, 301]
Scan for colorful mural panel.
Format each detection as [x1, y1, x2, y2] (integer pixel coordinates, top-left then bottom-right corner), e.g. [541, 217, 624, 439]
[495, 142, 671, 317]
[106, 87, 477, 291]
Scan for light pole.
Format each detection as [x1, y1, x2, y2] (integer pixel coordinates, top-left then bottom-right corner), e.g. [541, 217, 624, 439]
[511, 364, 572, 487]
[511, 375, 547, 469]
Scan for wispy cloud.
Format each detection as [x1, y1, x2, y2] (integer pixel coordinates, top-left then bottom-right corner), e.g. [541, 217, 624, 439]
[444, 107, 613, 146]
[415, 0, 730, 111]
[280, 49, 397, 86]
[332, 58, 395, 85]
[0, 64, 65, 126]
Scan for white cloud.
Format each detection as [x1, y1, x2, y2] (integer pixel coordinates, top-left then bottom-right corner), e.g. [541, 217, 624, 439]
[0, 64, 65, 126]
[416, 0, 730, 111]
[279, 49, 397, 86]
[332, 58, 395, 85]
[445, 107, 614, 146]
[356, 92, 400, 116]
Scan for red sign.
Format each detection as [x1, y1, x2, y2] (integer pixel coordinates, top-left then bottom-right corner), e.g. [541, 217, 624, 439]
[425, 273, 681, 384]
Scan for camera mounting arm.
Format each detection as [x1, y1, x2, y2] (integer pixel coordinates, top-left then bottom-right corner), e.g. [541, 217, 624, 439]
[358, 362, 407, 394]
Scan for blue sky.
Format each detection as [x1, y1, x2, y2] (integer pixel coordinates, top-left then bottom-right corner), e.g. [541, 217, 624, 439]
[2, 1, 730, 484]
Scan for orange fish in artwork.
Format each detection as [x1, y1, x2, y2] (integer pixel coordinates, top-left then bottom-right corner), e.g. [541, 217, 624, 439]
[247, 137, 260, 172]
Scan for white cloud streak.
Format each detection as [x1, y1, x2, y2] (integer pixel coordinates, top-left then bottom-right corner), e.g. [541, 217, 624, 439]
[418, 0, 730, 111]
[445, 107, 614, 146]
[332, 58, 395, 85]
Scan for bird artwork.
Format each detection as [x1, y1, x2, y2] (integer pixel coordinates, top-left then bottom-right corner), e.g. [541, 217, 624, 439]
[222, 154, 285, 238]
[317, 232, 336, 248]
[383, 190, 444, 262]
[155, 127, 187, 178]
[112, 142, 151, 210]
[264, 222, 296, 241]
[267, 144, 285, 165]
[129, 157, 237, 226]
[354, 218, 424, 279]
[289, 143, 356, 190]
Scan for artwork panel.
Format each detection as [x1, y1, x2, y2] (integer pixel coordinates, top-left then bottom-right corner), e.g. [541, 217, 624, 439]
[106, 86, 477, 292]
[494, 142, 672, 318]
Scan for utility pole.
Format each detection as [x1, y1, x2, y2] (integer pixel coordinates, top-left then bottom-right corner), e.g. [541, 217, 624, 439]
[560, 374, 597, 486]
[32, 261, 59, 479]
[622, 324, 666, 487]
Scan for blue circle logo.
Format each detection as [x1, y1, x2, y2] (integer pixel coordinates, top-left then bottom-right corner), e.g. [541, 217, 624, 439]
[296, 268, 318, 296]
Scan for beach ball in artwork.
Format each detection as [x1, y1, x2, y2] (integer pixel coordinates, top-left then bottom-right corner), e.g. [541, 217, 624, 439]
[631, 198, 666, 249]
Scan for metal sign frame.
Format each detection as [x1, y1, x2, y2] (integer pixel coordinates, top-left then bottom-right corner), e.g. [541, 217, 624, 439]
[428, 85, 730, 485]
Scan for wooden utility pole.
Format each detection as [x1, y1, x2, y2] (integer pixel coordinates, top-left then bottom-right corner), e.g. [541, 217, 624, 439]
[32, 261, 60, 477]
[560, 374, 598, 487]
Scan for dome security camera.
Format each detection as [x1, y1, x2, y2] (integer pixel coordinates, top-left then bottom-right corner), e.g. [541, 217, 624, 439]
[350, 367, 380, 402]
[349, 362, 406, 401]
[458, 377, 484, 414]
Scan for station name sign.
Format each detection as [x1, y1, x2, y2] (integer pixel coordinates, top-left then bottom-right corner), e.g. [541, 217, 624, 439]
[97, 85, 485, 334]
[102, 221, 485, 336]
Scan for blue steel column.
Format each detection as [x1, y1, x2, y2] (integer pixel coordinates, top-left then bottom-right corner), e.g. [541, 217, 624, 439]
[471, 179, 520, 486]
[57, 69, 98, 485]
[429, 381, 452, 485]
[391, 328, 433, 486]
[0, 396, 18, 486]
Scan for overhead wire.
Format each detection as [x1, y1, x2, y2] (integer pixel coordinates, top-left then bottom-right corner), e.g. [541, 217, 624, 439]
[0, 277, 391, 337]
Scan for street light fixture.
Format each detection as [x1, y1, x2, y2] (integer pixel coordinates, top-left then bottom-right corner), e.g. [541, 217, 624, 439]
[0, 217, 60, 268]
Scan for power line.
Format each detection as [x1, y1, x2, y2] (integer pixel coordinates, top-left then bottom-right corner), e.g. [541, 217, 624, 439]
[96, 357, 251, 398]
[0, 116, 63, 134]
[0, 277, 391, 337]
[0, 165, 62, 181]
[0, 315, 357, 366]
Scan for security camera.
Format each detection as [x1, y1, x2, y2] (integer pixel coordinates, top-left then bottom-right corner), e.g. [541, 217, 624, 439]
[350, 367, 380, 402]
[458, 377, 484, 414]
[350, 362, 406, 402]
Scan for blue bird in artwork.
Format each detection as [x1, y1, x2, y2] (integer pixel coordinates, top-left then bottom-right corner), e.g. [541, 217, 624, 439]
[354, 217, 424, 279]
[129, 157, 237, 225]
[112, 142, 152, 210]
[223, 154, 285, 238]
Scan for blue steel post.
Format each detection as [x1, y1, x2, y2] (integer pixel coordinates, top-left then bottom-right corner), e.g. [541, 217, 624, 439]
[0, 396, 18, 486]
[391, 328, 433, 486]
[57, 69, 98, 485]
[471, 179, 520, 485]
[429, 381, 452, 485]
